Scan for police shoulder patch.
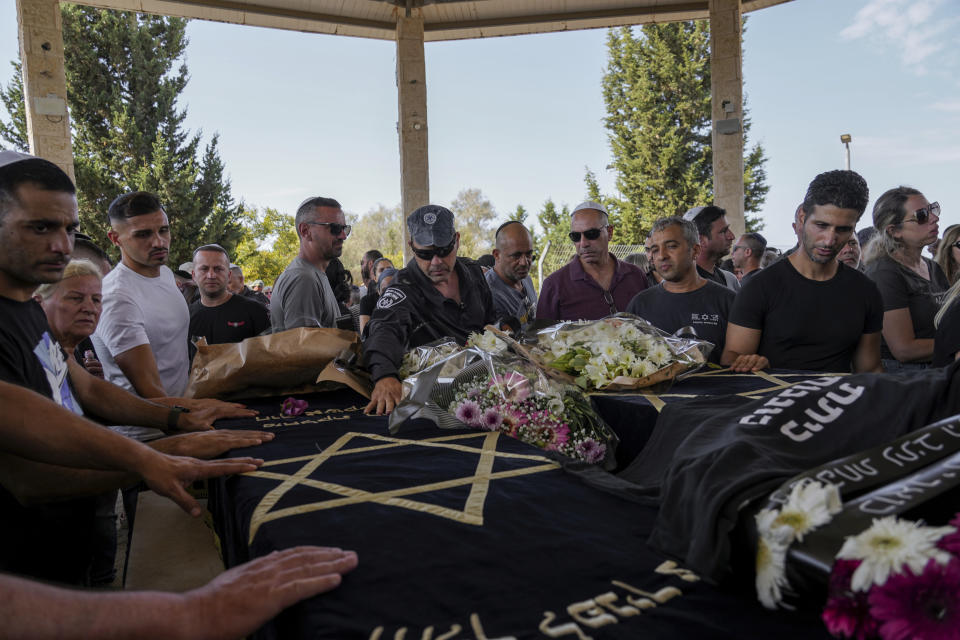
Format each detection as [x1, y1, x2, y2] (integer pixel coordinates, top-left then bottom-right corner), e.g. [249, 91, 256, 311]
[377, 287, 407, 310]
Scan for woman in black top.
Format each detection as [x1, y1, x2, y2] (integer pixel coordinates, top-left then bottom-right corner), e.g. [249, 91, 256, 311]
[864, 187, 949, 369]
[934, 223, 960, 286]
[934, 280, 960, 367]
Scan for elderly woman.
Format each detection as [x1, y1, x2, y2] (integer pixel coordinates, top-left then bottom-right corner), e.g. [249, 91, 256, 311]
[863, 187, 950, 369]
[934, 224, 960, 286]
[35, 259, 104, 377]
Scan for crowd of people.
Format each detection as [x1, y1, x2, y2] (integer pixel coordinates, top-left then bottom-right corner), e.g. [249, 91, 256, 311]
[1, 145, 959, 636]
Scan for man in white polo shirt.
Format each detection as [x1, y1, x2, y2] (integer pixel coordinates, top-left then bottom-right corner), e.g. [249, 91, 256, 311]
[93, 191, 191, 397]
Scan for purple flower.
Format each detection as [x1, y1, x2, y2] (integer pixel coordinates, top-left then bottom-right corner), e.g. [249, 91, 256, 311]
[868, 556, 960, 640]
[575, 438, 606, 464]
[455, 400, 482, 427]
[936, 515, 960, 555]
[481, 408, 502, 431]
[823, 559, 877, 639]
[281, 397, 308, 416]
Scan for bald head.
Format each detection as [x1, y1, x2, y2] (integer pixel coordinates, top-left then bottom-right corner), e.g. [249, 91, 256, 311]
[493, 222, 534, 284]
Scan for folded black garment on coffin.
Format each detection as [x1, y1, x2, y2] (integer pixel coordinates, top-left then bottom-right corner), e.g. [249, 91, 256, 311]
[622, 361, 960, 583]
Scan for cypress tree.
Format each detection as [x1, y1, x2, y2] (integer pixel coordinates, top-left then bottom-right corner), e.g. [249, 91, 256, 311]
[601, 22, 768, 243]
[0, 6, 241, 265]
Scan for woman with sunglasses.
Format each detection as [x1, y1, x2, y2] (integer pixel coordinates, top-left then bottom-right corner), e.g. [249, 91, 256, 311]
[934, 224, 960, 286]
[934, 279, 960, 366]
[863, 187, 950, 369]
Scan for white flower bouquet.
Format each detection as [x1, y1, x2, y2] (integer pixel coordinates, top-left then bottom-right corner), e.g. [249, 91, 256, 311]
[527, 315, 709, 391]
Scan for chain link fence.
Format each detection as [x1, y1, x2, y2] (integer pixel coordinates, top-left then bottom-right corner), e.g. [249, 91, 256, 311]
[535, 241, 647, 288]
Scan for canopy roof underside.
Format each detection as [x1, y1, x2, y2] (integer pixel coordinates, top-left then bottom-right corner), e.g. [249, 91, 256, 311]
[72, 0, 794, 41]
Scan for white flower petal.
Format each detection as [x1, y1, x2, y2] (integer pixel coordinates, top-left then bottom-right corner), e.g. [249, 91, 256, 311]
[837, 516, 956, 591]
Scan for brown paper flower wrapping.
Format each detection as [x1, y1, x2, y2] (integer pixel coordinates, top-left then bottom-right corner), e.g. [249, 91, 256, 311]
[185, 327, 372, 400]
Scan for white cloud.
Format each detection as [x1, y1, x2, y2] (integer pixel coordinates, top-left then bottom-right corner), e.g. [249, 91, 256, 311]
[840, 0, 954, 72]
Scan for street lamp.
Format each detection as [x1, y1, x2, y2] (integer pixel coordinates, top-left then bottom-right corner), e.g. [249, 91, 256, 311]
[840, 134, 852, 170]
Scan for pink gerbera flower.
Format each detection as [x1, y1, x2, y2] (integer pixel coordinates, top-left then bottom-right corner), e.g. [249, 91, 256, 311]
[455, 400, 482, 427]
[822, 559, 877, 639]
[869, 557, 960, 640]
[490, 372, 531, 403]
[500, 411, 519, 436]
[935, 515, 960, 555]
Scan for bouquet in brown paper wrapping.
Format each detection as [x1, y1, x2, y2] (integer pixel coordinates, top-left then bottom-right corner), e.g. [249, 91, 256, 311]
[185, 327, 372, 400]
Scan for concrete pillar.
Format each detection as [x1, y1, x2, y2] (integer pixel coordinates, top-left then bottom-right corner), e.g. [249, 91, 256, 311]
[709, 0, 744, 236]
[396, 14, 428, 262]
[16, 0, 75, 182]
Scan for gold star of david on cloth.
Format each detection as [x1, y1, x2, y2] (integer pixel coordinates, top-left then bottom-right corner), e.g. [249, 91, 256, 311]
[245, 431, 559, 543]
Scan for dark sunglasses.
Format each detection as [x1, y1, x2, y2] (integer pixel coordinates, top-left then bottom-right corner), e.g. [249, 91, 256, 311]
[904, 201, 940, 225]
[411, 240, 456, 261]
[569, 228, 604, 243]
[602, 289, 617, 315]
[305, 221, 352, 236]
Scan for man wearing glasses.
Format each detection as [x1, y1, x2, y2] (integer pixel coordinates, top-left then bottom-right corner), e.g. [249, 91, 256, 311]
[536, 201, 648, 321]
[271, 196, 349, 331]
[363, 205, 495, 415]
[731, 232, 767, 285]
[486, 221, 538, 329]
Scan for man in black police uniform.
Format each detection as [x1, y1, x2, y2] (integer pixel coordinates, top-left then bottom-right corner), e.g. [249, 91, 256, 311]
[363, 205, 495, 415]
[626, 217, 735, 364]
[189, 244, 270, 344]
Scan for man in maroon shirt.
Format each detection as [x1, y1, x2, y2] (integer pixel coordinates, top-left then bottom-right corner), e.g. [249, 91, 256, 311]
[537, 201, 648, 321]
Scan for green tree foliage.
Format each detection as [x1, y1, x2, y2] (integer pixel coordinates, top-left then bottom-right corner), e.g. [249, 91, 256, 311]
[535, 198, 571, 257]
[340, 204, 405, 277]
[0, 6, 241, 267]
[449, 188, 497, 259]
[509, 204, 528, 224]
[0, 62, 27, 151]
[601, 22, 768, 243]
[582, 167, 621, 227]
[233, 207, 299, 285]
[506, 204, 538, 247]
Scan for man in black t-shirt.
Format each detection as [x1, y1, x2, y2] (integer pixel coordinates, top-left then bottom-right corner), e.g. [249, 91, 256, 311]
[189, 245, 270, 344]
[683, 205, 740, 292]
[0, 153, 271, 584]
[722, 170, 884, 373]
[626, 217, 734, 364]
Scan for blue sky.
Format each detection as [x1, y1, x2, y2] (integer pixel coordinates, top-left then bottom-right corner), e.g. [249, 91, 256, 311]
[1, 0, 958, 249]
